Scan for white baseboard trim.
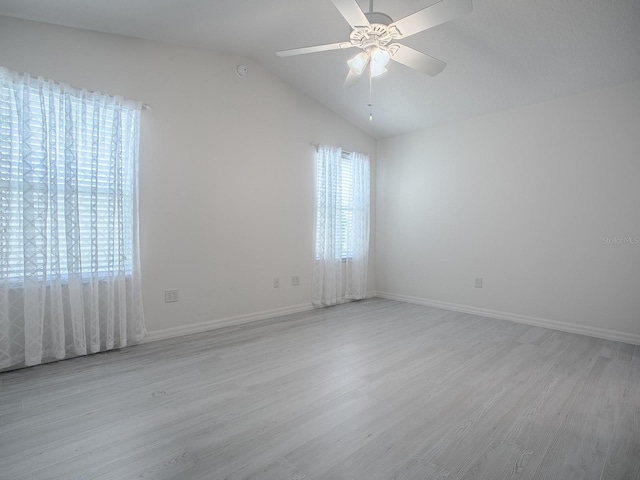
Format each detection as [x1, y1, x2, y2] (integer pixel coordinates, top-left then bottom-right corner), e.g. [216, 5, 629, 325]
[375, 291, 640, 345]
[143, 303, 315, 344]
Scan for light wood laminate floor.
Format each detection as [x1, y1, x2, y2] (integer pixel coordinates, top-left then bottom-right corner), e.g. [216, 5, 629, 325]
[1, 298, 639, 480]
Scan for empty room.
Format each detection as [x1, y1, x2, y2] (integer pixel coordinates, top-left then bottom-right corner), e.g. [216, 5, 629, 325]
[0, 0, 639, 479]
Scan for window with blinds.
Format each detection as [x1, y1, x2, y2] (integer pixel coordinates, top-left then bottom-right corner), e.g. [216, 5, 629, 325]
[0, 70, 139, 283]
[314, 150, 355, 259]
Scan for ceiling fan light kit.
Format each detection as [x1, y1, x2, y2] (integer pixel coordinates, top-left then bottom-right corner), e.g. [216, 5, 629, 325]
[276, 0, 473, 118]
[369, 56, 388, 77]
[347, 51, 369, 75]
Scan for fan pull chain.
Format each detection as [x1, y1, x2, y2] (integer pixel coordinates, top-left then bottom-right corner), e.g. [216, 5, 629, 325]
[368, 69, 373, 121]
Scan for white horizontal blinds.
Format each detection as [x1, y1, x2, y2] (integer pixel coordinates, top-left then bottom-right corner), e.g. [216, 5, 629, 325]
[314, 146, 351, 260]
[339, 151, 354, 258]
[66, 90, 138, 279]
[0, 79, 20, 281]
[0, 68, 139, 282]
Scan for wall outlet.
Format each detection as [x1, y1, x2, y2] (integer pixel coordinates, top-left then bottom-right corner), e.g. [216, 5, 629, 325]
[291, 275, 300, 286]
[475, 278, 483, 288]
[164, 289, 179, 303]
[273, 277, 280, 288]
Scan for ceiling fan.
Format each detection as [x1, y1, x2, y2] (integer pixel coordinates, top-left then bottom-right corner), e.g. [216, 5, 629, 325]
[276, 0, 473, 87]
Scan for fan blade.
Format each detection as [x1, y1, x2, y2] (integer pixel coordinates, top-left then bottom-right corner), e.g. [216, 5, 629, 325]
[390, 44, 447, 76]
[389, 0, 472, 39]
[344, 69, 363, 88]
[330, 0, 371, 29]
[277, 42, 354, 57]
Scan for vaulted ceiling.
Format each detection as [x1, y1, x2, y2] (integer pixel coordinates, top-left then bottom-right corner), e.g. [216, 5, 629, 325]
[1, 0, 638, 138]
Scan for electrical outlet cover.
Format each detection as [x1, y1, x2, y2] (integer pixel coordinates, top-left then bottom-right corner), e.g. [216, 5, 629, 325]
[165, 289, 179, 302]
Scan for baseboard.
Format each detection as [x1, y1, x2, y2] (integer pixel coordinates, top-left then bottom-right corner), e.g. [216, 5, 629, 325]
[143, 303, 315, 344]
[375, 291, 640, 345]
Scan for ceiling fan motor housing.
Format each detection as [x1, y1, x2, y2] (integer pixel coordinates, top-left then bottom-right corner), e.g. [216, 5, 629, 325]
[350, 11, 397, 52]
[364, 11, 393, 26]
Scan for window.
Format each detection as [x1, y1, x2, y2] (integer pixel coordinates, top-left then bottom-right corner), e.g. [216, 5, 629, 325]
[315, 150, 356, 259]
[0, 67, 145, 369]
[312, 144, 370, 305]
[0, 67, 140, 283]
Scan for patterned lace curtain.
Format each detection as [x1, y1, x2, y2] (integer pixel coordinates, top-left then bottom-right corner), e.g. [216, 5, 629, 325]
[0, 67, 146, 369]
[312, 144, 370, 306]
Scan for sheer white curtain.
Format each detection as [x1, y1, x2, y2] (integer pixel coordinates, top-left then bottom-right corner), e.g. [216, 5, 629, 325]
[312, 144, 370, 306]
[0, 67, 145, 369]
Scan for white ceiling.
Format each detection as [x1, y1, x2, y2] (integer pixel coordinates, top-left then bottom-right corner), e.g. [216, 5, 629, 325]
[0, 0, 638, 138]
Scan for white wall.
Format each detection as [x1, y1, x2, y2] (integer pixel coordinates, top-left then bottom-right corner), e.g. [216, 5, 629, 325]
[2, 15, 637, 345]
[0, 16, 376, 338]
[377, 81, 640, 341]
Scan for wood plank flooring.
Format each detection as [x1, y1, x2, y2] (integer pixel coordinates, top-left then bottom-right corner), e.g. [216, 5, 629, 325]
[1, 298, 639, 480]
